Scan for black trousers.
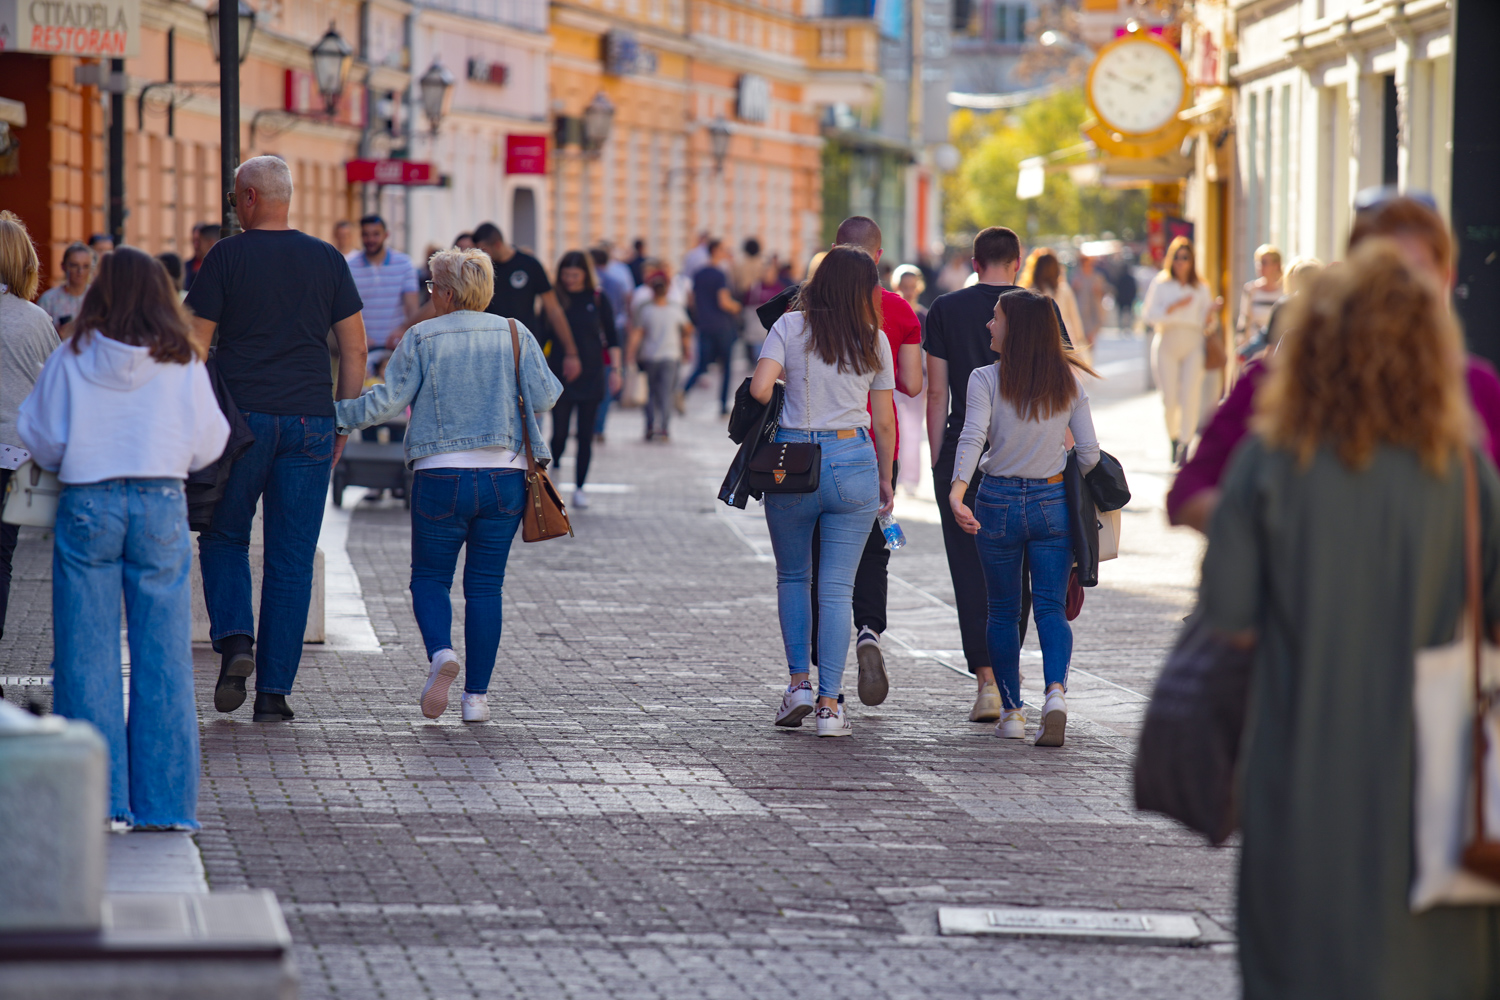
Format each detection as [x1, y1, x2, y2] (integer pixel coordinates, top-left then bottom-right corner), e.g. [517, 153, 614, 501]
[0, 469, 18, 640]
[808, 461, 894, 666]
[932, 448, 1032, 675]
[550, 397, 600, 488]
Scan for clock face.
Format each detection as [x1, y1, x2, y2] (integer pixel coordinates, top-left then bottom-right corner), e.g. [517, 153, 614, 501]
[1087, 38, 1186, 137]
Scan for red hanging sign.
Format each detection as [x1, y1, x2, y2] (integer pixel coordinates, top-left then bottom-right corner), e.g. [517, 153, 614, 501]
[345, 160, 436, 185]
[505, 135, 548, 175]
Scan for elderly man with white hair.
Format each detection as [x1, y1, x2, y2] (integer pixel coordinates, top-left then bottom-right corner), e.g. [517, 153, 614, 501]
[185, 154, 368, 723]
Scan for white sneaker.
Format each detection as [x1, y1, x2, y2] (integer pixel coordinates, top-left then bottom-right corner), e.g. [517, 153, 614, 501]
[970, 682, 1002, 722]
[1035, 688, 1067, 747]
[775, 680, 815, 727]
[996, 709, 1026, 739]
[461, 692, 490, 722]
[815, 695, 853, 737]
[572, 488, 590, 510]
[855, 627, 889, 706]
[420, 649, 461, 719]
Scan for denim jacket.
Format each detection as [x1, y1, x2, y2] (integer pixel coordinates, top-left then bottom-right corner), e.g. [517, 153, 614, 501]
[334, 310, 563, 466]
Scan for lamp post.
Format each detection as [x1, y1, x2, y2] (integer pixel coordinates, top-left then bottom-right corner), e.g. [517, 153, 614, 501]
[311, 24, 353, 117]
[578, 93, 614, 245]
[419, 61, 454, 135]
[210, 1, 255, 238]
[708, 116, 731, 172]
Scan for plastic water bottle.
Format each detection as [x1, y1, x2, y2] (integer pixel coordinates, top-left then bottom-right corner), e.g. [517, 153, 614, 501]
[879, 513, 907, 550]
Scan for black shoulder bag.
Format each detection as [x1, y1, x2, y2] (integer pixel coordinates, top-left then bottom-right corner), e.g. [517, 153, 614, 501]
[745, 342, 820, 494]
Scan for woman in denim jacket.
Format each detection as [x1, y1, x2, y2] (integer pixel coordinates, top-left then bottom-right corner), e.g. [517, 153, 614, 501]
[337, 248, 563, 722]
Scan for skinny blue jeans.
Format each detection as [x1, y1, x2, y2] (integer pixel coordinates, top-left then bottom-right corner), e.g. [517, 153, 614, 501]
[198, 412, 334, 695]
[763, 429, 879, 698]
[51, 480, 199, 829]
[409, 468, 525, 693]
[973, 477, 1073, 710]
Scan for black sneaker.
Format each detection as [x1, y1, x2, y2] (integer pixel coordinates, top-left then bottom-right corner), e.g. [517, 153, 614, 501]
[214, 639, 255, 713]
[251, 692, 294, 722]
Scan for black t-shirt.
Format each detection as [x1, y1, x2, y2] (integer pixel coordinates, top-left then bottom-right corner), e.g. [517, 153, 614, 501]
[484, 250, 552, 331]
[923, 283, 1069, 461]
[543, 291, 617, 402]
[184, 228, 362, 417]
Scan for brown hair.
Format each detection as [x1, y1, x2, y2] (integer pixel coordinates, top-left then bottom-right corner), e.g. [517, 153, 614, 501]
[1348, 196, 1453, 275]
[72, 246, 197, 363]
[0, 211, 40, 301]
[794, 244, 883, 375]
[1161, 236, 1199, 287]
[1254, 239, 1469, 474]
[973, 226, 1021, 269]
[1018, 248, 1062, 293]
[996, 289, 1096, 421]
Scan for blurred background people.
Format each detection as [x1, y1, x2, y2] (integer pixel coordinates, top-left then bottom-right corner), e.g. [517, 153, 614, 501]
[890, 263, 928, 495]
[1069, 254, 1107, 349]
[1237, 243, 1283, 350]
[626, 272, 693, 442]
[182, 222, 219, 292]
[156, 252, 184, 296]
[545, 251, 620, 509]
[1020, 248, 1087, 364]
[36, 242, 95, 335]
[1143, 236, 1213, 465]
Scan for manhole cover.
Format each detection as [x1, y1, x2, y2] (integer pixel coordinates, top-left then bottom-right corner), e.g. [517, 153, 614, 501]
[938, 906, 1202, 944]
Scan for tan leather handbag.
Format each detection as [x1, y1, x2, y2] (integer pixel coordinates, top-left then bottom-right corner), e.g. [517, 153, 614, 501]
[508, 319, 573, 543]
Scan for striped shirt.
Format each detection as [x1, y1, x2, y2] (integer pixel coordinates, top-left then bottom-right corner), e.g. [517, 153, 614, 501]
[347, 249, 417, 346]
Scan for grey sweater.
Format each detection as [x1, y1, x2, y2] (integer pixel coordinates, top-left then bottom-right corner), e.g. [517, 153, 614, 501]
[953, 363, 1099, 484]
[0, 293, 62, 452]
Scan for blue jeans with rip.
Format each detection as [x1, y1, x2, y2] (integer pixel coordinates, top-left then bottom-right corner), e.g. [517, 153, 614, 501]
[409, 468, 525, 693]
[763, 429, 879, 699]
[51, 480, 199, 828]
[198, 412, 334, 696]
[973, 477, 1073, 710]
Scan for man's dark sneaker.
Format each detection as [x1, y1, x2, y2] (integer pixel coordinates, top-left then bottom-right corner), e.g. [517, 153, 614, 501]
[855, 626, 889, 706]
[214, 639, 255, 713]
[252, 692, 294, 722]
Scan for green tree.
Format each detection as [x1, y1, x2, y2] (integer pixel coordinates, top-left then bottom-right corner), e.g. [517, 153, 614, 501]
[944, 88, 1146, 244]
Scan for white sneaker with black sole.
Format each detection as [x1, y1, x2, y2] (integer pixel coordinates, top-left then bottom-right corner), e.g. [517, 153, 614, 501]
[855, 627, 889, 706]
[460, 692, 490, 722]
[815, 695, 853, 737]
[1035, 688, 1067, 747]
[420, 649, 461, 719]
[775, 680, 815, 727]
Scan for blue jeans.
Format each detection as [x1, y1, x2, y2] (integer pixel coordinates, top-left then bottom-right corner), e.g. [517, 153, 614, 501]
[198, 412, 335, 695]
[973, 477, 1073, 710]
[52, 480, 199, 828]
[409, 468, 525, 693]
[763, 429, 879, 698]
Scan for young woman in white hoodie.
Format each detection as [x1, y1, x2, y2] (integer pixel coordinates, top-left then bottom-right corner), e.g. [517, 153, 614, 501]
[19, 247, 228, 830]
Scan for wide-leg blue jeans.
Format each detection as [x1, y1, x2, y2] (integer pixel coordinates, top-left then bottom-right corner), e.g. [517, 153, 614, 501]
[973, 477, 1073, 710]
[409, 468, 525, 693]
[198, 412, 334, 695]
[763, 429, 879, 699]
[52, 479, 199, 828]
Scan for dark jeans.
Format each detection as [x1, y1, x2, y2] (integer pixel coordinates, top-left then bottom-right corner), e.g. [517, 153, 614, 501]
[683, 326, 737, 413]
[409, 468, 525, 694]
[809, 460, 895, 666]
[642, 359, 679, 436]
[198, 412, 334, 696]
[594, 365, 615, 437]
[0, 468, 18, 639]
[550, 397, 600, 489]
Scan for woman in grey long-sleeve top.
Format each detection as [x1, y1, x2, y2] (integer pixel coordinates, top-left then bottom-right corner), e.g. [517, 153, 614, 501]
[948, 289, 1098, 748]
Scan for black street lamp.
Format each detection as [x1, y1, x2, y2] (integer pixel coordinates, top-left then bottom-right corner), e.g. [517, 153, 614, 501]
[206, 1, 255, 65]
[419, 61, 454, 135]
[708, 116, 731, 172]
[311, 24, 353, 116]
[582, 92, 615, 153]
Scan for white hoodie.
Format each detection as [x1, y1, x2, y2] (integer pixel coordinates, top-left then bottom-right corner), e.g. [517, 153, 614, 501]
[18, 333, 229, 485]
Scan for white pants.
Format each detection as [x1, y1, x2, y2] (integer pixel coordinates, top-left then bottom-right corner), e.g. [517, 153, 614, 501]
[1152, 325, 1206, 444]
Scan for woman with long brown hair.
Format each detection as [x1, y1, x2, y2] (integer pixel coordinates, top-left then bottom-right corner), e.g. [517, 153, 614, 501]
[749, 244, 897, 737]
[949, 289, 1098, 747]
[1019, 247, 1086, 362]
[18, 247, 228, 829]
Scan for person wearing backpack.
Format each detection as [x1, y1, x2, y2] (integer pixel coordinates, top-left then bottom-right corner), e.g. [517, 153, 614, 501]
[19, 246, 229, 828]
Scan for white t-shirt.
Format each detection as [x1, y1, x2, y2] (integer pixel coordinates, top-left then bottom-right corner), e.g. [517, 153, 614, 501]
[636, 301, 690, 362]
[760, 312, 894, 431]
[413, 446, 528, 471]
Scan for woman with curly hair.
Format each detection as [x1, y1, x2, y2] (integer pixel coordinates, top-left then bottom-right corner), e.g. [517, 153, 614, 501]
[1200, 239, 1500, 997]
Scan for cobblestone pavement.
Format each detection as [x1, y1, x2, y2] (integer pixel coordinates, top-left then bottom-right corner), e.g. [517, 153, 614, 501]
[2, 334, 1239, 998]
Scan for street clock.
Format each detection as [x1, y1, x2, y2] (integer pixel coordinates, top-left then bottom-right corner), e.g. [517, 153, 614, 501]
[1085, 32, 1190, 138]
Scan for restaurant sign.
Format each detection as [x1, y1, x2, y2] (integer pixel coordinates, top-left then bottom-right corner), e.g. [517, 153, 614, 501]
[0, 0, 141, 58]
[345, 159, 438, 186]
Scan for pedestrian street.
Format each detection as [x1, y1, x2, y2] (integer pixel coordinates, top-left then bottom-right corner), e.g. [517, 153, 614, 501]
[1, 336, 1239, 999]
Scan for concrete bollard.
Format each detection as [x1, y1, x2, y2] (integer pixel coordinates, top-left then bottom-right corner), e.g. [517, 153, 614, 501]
[0, 700, 106, 932]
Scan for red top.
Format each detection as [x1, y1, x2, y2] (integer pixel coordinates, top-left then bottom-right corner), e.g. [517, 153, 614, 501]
[1166, 354, 1500, 524]
[873, 287, 923, 454]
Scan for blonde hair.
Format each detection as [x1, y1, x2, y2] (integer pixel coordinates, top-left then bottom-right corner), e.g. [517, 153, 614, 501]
[0, 211, 40, 301]
[428, 247, 494, 312]
[1283, 256, 1323, 297]
[890, 263, 925, 294]
[1254, 239, 1469, 475]
[1254, 243, 1282, 268]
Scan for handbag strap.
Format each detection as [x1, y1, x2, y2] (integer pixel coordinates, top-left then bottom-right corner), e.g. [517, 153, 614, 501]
[509, 318, 541, 477]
